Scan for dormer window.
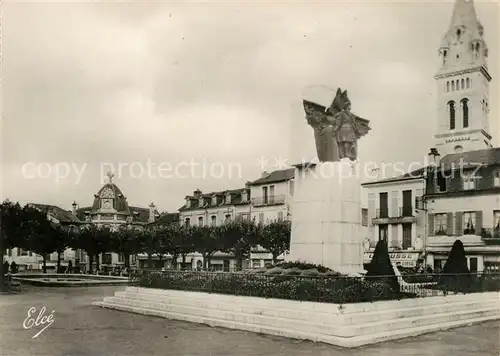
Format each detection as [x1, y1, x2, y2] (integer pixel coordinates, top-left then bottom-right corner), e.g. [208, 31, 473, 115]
[241, 191, 247, 202]
[225, 194, 231, 204]
[186, 199, 191, 208]
[199, 197, 204, 207]
[211, 195, 217, 206]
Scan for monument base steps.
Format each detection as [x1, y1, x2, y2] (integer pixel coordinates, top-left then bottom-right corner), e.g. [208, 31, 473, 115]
[93, 287, 500, 348]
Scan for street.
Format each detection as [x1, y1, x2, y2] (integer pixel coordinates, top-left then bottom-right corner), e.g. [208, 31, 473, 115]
[0, 286, 498, 356]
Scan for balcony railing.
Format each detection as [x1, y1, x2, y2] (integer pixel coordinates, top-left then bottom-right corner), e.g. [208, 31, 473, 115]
[375, 207, 413, 219]
[252, 195, 286, 206]
[375, 209, 389, 219]
[481, 228, 500, 243]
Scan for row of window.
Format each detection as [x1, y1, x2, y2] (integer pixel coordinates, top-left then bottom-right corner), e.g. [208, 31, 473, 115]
[187, 192, 247, 208]
[431, 210, 500, 236]
[447, 98, 469, 130]
[184, 212, 285, 228]
[377, 223, 413, 250]
[445, 77, 470, 93]
[4, 248, 34, 257]
[435, 170, 500, 193]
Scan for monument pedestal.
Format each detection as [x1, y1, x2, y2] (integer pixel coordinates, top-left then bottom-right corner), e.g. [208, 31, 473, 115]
[288, 159, 365, 275]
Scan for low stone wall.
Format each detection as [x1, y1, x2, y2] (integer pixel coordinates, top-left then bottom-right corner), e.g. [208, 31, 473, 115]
[94, 287, 500, 347]
[14, 274, 133, 287]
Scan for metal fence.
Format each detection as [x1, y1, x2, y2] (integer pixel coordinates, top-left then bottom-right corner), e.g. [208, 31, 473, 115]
[130, 270, 500, 304]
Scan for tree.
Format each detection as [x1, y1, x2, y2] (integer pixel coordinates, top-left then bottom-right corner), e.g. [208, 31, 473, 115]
[162, 224, 182, 269]
[440, 239, 471, 293]
[176, 226, 195, 269]
[259, 220, 291, 263]
[22, 205, 57, 273]
[365, 239, 399, 291]
[1, 201, 24, 288]
[221, 218, 260, 271]
[52, 226, 70, 273]
[138, 228, 160, 269]
[75, 225, 111, 273]
[191, 225, 223, 269]
[442, 239, 469, 274]
[111, 225, 140, 269]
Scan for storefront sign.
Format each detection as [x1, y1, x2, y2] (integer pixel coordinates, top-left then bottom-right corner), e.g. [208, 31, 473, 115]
[364, 252, 419, 267]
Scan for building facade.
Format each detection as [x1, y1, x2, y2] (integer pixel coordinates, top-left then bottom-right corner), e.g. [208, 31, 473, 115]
[426, 148, 500, 272]
[175, 168, 294, 269]
[248, 169, 294, 224]
[361, 173, 426, 267]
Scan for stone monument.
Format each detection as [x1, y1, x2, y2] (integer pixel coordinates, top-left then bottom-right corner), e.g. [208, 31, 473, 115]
[288, 86, 371, 275]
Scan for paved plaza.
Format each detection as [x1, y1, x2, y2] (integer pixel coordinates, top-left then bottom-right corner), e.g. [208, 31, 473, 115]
[0, 286, 498, 356]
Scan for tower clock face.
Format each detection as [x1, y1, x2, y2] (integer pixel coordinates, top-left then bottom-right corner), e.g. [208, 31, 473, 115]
[102, 199, 113, 209]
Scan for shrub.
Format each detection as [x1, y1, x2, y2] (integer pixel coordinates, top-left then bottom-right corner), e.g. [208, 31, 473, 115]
[264, 267, 284, 275]
[139, 270, 412, 304]
[365, 240, 399, 291]
[442, 240, 469, 274]
[275, 261, 331, 273]
[439, 240, 471, 292]
[300, 268, 320, 277]
[281, 268, 302, 276]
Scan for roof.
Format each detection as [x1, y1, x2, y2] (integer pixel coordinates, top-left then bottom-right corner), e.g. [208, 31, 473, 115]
[29, 203, 82, 224]
[439, 147, 500, 171]
[362, 168, 426, 186]
[362, 147, 500, 186]
[250, 168, 295, 185]
[149, 212, 180, 225]
[179, 188, 250, 211]
[91, 183, 130, 214]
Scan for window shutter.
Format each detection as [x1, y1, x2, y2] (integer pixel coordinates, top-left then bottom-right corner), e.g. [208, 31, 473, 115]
[447, 213, 454, 235]
[475, 211, 483, 235]
[428, 214, 435, 237]
[455, 212, 463, 236]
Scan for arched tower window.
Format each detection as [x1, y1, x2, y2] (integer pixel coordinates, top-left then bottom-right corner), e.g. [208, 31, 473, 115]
[456, 28, 462, 41]
[466, 78, 470, 88]
[461, 98, 469, 128]
[461, 78, 465, 89]
[446, 81, 450, 92]
[475, 43, 480, 51]
[448, 101, 456, 130]
[451, 81, 455, 91]
[456, 80, 459, 89]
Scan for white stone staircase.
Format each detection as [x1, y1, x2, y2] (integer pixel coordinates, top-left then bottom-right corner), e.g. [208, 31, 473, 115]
[93, 287, 500, 348]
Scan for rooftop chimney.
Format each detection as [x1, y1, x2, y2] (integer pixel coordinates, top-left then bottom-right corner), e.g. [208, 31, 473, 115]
[261, 171, 269, 178]
[193, 189, 202, 198]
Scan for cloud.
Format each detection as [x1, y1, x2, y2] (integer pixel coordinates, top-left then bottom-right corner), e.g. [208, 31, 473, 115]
[2, 1, 498, 211]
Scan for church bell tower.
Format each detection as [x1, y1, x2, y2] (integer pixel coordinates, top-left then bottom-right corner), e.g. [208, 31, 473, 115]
[434, 0, 493, 156]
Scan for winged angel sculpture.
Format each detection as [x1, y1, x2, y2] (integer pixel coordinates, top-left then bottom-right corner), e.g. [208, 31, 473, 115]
[303, 88, 371, 162]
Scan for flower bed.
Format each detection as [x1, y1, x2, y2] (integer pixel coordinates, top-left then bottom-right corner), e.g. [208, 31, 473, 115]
[137, 270, 415, 304]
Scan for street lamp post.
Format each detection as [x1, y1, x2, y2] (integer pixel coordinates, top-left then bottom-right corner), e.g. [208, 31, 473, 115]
[420, 148, 440, 266]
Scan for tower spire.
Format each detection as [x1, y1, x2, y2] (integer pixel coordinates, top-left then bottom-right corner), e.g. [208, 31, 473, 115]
[448, 0, 481, 30]
[438, 0, 488, 72]
[433, 0, 493, 156]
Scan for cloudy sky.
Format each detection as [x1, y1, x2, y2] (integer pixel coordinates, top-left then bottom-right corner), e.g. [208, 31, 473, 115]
[2, 0, 498, 212]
